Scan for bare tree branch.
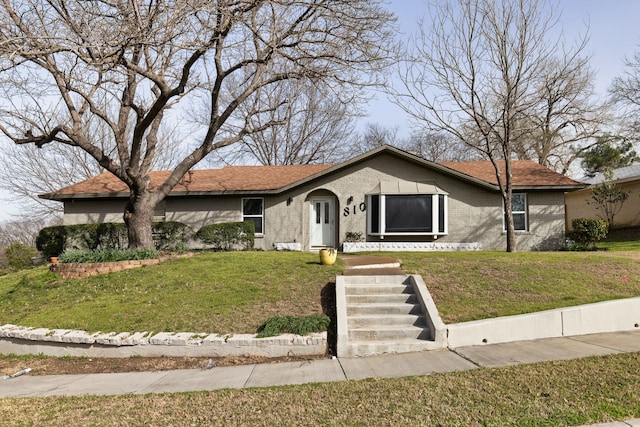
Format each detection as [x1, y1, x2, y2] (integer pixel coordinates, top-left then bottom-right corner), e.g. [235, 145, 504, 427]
[0, 0, 397, 247]
[391, 0, 595, 251]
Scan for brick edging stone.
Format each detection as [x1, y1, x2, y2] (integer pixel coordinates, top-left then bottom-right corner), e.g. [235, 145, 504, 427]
[51, 259, 161, 279]
[0, 324, 327, 358]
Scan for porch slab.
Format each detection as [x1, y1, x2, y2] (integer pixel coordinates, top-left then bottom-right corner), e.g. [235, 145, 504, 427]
[340, 255, 404, 275]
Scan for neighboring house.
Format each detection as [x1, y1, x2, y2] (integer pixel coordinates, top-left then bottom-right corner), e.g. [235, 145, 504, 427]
[565, 164, 640, 230]
[41, 146, 584, 252]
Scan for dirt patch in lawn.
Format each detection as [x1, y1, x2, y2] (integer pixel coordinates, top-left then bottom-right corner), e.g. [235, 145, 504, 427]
[1, 354, 330, 377]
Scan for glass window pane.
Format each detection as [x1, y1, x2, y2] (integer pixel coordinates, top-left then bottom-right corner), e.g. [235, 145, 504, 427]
[369, 195, 379, 234]
[315, 202, 321, 224]
[324, 202, 329, 224]
[438, 194, 445, 233]
[243, 199, 263, 215]
[385, 195, 432, 232]
[512, 194, 525, 212]
[513, 213, 526, 231]
[246, 217, 262, 234]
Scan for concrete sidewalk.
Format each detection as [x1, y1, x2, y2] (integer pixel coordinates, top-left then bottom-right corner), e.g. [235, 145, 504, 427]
[1, 329, 638, 398]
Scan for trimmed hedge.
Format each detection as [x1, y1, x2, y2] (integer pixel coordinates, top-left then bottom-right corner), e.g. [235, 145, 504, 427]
[195, 221, 255, 251]
[35, 225, 67, 258]
[36, 221, 192, 256]
[152, 221, 193, 251]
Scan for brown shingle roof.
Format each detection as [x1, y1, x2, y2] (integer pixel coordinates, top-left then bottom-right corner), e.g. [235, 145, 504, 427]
[44, 149, 583, 201]
[439, 160, 582, 187]
[48, 164, 333, 197]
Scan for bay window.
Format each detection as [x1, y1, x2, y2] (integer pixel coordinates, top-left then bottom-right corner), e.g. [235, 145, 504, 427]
[367, 181, 448, 236]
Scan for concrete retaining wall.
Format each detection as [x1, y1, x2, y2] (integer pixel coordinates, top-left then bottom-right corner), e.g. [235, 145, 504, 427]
[407, 275, 447, 346]
[0, 325, 326, 358]
[447, 297, 640, 348]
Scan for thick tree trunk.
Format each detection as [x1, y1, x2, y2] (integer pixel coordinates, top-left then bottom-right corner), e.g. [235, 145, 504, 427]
[503, 191, 517, 253]
[504, 211, 517, 252]
[123, 193, 155, 249]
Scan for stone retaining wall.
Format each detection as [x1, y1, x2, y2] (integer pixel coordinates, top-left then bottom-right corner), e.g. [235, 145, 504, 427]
[0, 324, 327, 358]
[51, 259, 161, 279]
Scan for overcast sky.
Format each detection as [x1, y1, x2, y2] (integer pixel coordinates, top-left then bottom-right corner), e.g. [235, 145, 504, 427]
[1, 0, 639, 222]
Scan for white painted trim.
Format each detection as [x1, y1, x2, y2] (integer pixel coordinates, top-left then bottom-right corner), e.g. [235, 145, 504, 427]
[342, 242, 482, 252]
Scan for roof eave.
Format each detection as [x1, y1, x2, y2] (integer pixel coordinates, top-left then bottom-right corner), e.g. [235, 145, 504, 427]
[275, 145, 501, 192]
[40, 189, 287, 201]
[512, 184, 587, 191]
[39, 192, 131, 201]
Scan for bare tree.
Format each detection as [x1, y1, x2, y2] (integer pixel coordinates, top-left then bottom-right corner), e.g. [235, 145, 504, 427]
[404, 130, 481, 162]
[0, 217, 52, 248]
[0, 120, 186, 219]
[0, 0, 395, 248]
[392, 0, 588, 251]
[513, 54, 609, 174]
[354, 122, 402, 155]
[610, 49, 640, 140]
[0, 143, 100, 219]
[588, 170, 630, 228]
[224, 81, 356, 165]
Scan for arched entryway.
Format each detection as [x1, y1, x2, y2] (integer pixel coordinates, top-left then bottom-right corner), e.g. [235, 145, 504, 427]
[307, 191, 338, 249]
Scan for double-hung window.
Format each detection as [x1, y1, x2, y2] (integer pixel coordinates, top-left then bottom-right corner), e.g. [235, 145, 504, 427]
[504, 193, 528, 231]
[242, 198, 264, 235]
[367, 181, 448, 236]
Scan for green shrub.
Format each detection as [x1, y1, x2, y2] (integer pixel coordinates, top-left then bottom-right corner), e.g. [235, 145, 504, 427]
[36, 226, 67, 258]
[94, 223, 128, 249]
[570, 218, 609, 250]
[59, 248, 159, 263]
[195, 221, 254, 251]
[4, 243, 38, 270]
[152, 222, 193, 251]
[256, 314, 331, 338]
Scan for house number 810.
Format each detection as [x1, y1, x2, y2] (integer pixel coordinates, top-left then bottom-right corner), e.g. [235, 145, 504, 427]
[343, 203, 366, 217]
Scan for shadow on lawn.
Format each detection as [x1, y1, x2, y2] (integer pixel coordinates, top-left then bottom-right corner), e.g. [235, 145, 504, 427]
[321, 281, 337, 356]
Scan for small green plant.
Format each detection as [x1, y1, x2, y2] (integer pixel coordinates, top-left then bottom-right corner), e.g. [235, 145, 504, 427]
[256, 314, 330, 338]
[4, 243, 38, 270]
[345, 231, 363, 242]
[59, 248, 159, 263]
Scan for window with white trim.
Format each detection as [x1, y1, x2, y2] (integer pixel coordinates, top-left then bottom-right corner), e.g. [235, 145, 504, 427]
[242, 198, 264, 235]
[504, 193, 528, 231]
[367, 194, 448, 236]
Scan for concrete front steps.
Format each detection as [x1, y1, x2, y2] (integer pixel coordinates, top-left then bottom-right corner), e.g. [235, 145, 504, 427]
[336, 275, 447, 357]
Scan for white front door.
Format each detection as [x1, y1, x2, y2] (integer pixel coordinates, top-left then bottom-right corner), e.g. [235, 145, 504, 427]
[310, 198, 335, 248]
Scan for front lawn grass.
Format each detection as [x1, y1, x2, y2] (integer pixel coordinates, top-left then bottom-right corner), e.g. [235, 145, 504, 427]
[598, 227, 640, 251]
[399, 250, 640, 323]
[1, 352, 639, 426]
[1, 248, 639, 333]
[0, 251, 342, 334]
